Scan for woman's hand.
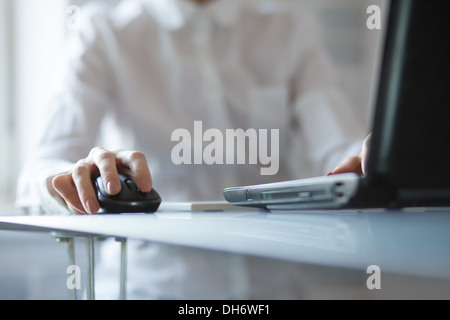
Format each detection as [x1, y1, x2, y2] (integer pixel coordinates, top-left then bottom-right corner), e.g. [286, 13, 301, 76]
[328, 134, 372, 176]
[50, 147, 152, 214]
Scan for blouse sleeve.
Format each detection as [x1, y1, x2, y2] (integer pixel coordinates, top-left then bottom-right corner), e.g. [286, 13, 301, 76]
[286, 14, 365, 178]
[15, 5, 118, 214]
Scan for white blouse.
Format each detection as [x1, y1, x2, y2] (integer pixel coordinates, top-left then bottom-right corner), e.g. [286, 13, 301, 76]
[16, 0, 364, 299]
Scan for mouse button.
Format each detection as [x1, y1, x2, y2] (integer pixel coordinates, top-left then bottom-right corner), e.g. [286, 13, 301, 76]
[136, 189, 147, 199]
[139, 189, 161, 201]
[124, 179, 137, 191]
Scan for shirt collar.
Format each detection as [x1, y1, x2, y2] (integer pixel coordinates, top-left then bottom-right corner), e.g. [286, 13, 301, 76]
[144, 0, 243, 30]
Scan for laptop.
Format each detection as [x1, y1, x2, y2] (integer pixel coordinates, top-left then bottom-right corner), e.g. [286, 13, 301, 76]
[223, 0, 450, 210]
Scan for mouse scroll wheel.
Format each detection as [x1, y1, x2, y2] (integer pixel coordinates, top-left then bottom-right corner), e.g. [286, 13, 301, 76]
[124, 179, 136, 191]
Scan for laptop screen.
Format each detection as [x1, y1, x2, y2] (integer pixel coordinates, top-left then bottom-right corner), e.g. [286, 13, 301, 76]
[366, 0, 450, 189]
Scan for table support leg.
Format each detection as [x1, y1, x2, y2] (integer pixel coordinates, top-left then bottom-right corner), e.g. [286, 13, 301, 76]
[54, 234, 77, 300]
[67, 237, 77, 300]
[86, 237, 95, 300]
[116, 238, 127, 300]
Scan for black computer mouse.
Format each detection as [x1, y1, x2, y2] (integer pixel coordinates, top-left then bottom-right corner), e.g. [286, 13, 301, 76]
[93, 173, 162, 214]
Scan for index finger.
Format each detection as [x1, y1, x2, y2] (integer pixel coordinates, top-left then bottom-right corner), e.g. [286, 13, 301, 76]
[89, 147, 121, 195]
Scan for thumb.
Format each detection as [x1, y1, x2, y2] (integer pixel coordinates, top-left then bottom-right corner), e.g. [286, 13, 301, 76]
[328, 155, 363, 176]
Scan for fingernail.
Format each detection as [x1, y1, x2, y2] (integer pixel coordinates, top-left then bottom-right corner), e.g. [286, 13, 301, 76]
[327, 172, 334, 176]
[107, 181, 120, 194]
[85, 199, 99, 214]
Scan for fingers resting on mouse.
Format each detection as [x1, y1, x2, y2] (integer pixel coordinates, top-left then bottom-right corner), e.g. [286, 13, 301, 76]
[51, 147, 153, 214]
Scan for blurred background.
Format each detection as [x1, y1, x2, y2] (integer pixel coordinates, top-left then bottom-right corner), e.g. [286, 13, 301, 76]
[0, 0, 385, 299]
